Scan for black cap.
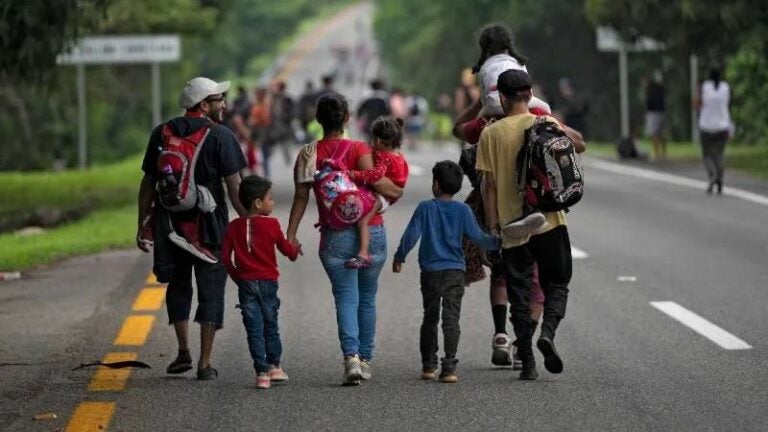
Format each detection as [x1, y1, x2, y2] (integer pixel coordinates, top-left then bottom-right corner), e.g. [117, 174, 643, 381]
[497, 69, 532, 97]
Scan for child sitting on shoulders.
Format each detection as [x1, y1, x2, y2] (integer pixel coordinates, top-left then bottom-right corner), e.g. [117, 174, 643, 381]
[456, 24, 554, 238]
[221, 175, 300, 389]
[393, 161, 500, 383]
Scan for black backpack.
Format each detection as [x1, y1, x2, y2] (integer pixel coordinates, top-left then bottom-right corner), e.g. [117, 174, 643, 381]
[517, 117, 584, 212]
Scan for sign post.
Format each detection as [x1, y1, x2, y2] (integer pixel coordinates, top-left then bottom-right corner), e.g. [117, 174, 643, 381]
[77, 63, 87, 170]
[58, 35, 181, 169]
[596, 27, 664, 141]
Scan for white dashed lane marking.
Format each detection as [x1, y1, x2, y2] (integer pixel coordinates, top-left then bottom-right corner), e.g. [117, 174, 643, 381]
[650, 301, 752, 350]
[571, 246, 588, 259]
[589, 158, 768, 207]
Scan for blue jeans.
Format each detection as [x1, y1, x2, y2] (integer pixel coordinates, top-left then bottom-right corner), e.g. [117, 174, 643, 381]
[319, 225, 386, 361]
[236, 279, 282, 373]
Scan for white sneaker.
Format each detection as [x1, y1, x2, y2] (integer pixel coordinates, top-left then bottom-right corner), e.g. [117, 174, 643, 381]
[360, 360, 371, 380]
[502, 212, 547, 238]
[491, 333, 512, 367]
[343, 355, 363, 386]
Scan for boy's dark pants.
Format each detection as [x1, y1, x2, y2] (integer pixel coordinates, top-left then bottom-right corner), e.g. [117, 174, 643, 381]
[502, 225, 572, 359]
[420, 269, 465, 372]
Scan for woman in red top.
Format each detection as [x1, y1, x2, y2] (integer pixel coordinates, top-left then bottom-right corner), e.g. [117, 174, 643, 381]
[287, 93, 403, 386]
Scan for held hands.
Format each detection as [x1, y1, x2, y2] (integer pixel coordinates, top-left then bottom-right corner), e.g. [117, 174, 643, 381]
[288, 237, 304, 256]
[392, 260, 403, 273]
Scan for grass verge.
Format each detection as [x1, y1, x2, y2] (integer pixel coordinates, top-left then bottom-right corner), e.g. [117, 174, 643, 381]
[0, 204, 136, 272]
[0, 156, 142, 231]
[585, 140, 768, 179]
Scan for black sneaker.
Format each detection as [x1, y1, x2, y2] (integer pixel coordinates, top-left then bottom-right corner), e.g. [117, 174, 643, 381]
[519, 357, 538, 380]
[511, 343, 523, 371]
[166, 349, 192, 374]
[537, 336, 564, 374]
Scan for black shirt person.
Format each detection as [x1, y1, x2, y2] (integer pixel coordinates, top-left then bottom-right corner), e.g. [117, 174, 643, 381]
[137, 77, 246, 380]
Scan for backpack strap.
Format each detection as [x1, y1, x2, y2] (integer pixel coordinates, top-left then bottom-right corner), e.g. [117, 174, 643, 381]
[326, 139, 354, 170]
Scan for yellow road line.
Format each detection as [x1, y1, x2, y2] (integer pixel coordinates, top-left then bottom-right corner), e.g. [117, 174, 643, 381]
[65, 401, 115, 432]
[145, 272, 159, 286]
[132, 287, 166, 311]
[88, 352, 138, 392]
[113, 315, 155, 346]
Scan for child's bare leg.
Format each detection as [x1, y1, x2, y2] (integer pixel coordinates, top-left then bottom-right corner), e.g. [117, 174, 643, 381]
[356, 200, 383, 259]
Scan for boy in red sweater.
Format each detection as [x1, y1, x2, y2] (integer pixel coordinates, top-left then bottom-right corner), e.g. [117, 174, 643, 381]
[221, 175, 300, 389]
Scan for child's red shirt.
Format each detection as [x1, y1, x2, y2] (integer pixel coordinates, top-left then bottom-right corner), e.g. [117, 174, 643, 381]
[221, 215, 299, 281]
[347, 150, 409, 203]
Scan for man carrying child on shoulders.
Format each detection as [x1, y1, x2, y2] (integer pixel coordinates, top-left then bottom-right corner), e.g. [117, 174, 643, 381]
[476, 69, 574, 380]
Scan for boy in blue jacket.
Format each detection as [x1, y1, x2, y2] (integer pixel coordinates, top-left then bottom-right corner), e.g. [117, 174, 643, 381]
[393, 160, 500, 383]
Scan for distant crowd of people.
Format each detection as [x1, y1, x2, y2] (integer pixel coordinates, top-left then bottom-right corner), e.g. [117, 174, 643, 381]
[222, 74, 432, 179]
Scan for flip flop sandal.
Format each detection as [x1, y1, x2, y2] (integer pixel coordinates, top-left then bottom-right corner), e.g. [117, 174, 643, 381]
[196, 365, 218, 380]
[166, 351, 193, 374]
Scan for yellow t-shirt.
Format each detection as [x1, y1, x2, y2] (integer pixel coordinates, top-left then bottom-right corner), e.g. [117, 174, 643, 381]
[476, 113, 566, 248]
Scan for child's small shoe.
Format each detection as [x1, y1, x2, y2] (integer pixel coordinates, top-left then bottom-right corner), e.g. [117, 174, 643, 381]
[256, 373, 271, 389]
[268, 365, 289, 382]
[420, 367, 437, 380]
[502, 211, 547, 238]
[345, 255, 372, 269]
[439, 370, 459, 383]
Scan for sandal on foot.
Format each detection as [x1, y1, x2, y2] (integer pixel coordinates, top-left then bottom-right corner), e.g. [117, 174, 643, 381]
[196, 365, 218, 380]
[166, 350, 192, 374]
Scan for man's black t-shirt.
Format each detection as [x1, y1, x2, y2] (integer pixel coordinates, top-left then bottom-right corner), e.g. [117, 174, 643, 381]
[142, 115, 246, 249]
[357, 91, 390, 132]
[646, 82, 665, 112]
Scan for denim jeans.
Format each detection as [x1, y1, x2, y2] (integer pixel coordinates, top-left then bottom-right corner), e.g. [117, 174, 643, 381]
[236, 279, 282, 374]
[319, 225, 386, 361]
[420, 270, 465, 372]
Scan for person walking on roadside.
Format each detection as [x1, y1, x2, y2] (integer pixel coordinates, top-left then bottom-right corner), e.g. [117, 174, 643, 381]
[356, 78, 390, 142]
[287, 93, 403, 386]
[297, 80, 317, 142]
[393, 161, 500, 384]
[694, 68, 732, 195]
[476, 69, 573, 380]
[136, 77, 247, 380]
[645, 70, 666, 161]
[249, 87, 273, 178]
[221, 175, 299, 389]
[270, 80, 296, 167]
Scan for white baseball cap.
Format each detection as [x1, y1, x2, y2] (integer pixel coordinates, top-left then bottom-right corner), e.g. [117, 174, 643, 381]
[178, 77, 231, 109]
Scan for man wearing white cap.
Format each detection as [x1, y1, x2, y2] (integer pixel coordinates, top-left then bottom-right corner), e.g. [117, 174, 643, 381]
[137, 77, 247, 380]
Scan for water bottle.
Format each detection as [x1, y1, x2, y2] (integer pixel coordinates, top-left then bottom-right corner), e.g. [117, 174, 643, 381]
[159, 163, 179, 205]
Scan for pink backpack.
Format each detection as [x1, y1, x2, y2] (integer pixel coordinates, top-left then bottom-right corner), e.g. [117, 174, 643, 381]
[313, 142, 367, 230]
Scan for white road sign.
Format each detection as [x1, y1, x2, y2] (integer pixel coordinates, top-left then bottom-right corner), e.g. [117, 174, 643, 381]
[596, 27, 664, 52]
[57, 35, 181, 65]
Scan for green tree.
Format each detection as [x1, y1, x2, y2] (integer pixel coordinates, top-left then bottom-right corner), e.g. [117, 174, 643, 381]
[586, 0, 768, 144]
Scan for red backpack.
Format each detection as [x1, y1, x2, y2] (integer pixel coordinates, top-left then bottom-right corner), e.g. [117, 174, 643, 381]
[156, 123, 211, 212]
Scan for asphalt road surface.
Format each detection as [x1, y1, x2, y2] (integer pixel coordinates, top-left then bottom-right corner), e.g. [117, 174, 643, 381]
[2, 3, 768, 431]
